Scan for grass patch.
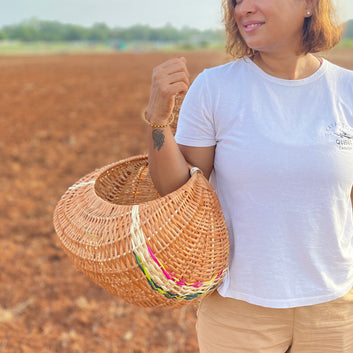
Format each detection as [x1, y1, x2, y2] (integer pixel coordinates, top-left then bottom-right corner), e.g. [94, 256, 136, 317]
[0, 40, 226, 56]
[0, 40, 116, 55]
[337, 38, 353, 48]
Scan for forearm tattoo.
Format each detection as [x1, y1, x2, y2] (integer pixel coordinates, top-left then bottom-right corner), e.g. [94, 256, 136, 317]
[152, 129, 165, 151]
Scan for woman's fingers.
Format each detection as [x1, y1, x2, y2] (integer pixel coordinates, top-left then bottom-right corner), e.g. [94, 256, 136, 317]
[154, 59, 190, 87]
[152, 63, 190, 94]
[159, 57, 190, 76]
[172, 81, 189, 95]
[147, 57, 190, 122]
[154, 71, 189, 92]
[168, 71, 190, 85]
[158, 80, 189, 96]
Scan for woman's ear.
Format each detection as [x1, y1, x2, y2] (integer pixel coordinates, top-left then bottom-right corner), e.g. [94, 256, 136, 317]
[305, 0, 314, 15]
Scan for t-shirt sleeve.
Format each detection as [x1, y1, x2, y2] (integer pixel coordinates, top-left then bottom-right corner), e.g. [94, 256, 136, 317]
[175, 70, 216, 147]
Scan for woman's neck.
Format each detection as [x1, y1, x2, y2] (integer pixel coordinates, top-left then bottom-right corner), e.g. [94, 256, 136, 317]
[252, 52, 322, 80]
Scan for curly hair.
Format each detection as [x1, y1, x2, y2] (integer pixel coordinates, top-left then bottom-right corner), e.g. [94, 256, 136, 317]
[222, 0, 343, 58]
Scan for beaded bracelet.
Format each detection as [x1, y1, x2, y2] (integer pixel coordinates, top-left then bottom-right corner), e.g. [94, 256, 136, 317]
[142, 110, 175, 129]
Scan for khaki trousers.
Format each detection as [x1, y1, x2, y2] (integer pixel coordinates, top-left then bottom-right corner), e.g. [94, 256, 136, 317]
[196, 287, 353, 353]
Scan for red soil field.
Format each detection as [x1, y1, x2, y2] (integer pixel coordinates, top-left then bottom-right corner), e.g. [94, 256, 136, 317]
[0, 48, 352, 353]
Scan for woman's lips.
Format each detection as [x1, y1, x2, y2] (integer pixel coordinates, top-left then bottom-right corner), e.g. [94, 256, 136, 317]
[243, 21, 264, 33]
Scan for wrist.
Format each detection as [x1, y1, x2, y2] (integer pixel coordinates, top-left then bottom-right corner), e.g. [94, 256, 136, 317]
[143, 110, 174, 129]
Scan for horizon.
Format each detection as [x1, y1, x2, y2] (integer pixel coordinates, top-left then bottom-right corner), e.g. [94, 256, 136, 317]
[1, 15, 353, 32]
[1, 0, 352, 31]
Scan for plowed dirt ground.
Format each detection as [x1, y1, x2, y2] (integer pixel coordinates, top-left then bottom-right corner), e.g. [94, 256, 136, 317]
[0, 48, 352, 353]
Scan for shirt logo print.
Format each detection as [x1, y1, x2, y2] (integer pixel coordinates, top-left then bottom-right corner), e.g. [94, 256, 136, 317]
[326, 122, 353, 151]
[333, 130, 353, 140]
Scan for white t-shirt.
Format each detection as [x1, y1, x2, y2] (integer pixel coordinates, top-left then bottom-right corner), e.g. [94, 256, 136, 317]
[175, 57, 353, 308]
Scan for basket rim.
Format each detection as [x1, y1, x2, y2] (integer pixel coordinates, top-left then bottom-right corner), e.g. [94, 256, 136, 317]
[91, 153, 211, 208]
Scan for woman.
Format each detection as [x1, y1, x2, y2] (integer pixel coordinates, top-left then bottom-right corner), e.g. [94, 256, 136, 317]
[144, 0, 353, 352]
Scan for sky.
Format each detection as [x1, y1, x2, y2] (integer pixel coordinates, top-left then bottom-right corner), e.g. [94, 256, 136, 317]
[0, 0, 352, 30]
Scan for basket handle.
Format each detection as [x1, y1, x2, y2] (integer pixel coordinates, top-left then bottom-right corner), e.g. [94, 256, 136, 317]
[190, 167, 203, 176]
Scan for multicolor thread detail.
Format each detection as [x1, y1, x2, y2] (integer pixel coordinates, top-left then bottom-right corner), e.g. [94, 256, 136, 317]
[134, 253, 217, 300]
[130, 204, 224, 301]
[85, 226, 99, 238]
[147, 245, 223, 288]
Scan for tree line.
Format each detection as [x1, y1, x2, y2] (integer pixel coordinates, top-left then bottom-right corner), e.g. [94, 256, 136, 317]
[0, 18, 225, 43]
[343, 19, 353, 39]
[0, 18, 351, 43]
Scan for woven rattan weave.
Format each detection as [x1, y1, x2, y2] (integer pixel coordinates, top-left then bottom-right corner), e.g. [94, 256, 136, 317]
[53, 154, 229, 308]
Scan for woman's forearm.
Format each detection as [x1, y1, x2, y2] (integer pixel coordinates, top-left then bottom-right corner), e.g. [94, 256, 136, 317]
[145, 57, 191, 196]
[147, 125, 189, 196]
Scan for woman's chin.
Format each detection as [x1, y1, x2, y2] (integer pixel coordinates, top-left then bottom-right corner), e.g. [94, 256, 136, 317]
[244, 40, 265, 52]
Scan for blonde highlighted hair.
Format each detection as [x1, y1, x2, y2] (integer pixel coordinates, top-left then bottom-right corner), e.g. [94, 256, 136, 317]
[222, 0, 343, 58]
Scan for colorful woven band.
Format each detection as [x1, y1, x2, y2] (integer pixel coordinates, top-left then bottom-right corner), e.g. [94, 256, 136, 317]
[130, 205, 224, 300]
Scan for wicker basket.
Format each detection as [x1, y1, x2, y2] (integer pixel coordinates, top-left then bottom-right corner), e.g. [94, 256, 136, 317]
[53, 154, 229, 308]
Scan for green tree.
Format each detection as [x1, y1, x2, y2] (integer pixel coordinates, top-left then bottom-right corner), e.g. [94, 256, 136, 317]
[343, 20, 353, 39]
[63, 24, 87, 41]
[88, 22, 110, 41]
[0, 31, 7, 40]
[0, 18, 227, 46]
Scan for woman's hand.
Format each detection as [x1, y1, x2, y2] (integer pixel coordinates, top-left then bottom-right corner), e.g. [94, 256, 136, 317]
[146, 57, 190, 125]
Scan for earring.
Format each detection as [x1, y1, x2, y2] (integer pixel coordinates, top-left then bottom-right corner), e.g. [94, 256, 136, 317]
[307, 11, 311, 15]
